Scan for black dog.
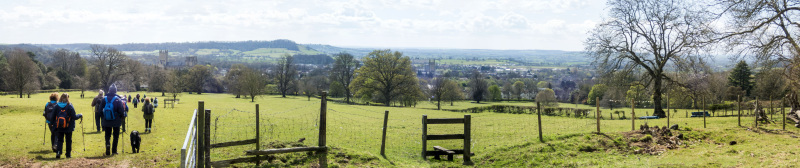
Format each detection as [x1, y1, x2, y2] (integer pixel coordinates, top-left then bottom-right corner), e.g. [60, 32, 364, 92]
[130, 130, 141, 153]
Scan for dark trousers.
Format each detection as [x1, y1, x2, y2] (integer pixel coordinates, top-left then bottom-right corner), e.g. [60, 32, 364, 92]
[133, 103, 138, 108]
[48, 125, 56, 150]
[103, 127, 120, 154]
[94, 113, 102, 131]
[145, 119, 153, 130]
[55, 132, 72, 157]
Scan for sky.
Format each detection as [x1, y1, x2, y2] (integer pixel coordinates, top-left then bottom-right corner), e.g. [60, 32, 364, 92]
[0, 0, 607, 51]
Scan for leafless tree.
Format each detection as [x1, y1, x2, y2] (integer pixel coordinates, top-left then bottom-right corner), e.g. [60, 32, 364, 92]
[331, 52, 360, 103]
[586, 0, 714, 117]
[273, 54, 297, 98]
[90, 45, 133, 90]
[5, 49, 40, 98]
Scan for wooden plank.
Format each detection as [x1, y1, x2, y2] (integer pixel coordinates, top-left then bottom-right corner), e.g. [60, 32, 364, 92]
[426, 134, 464, 140]
[425, 150, 474, 156]
[245, 146, 327, 155]
[210, 156, 268, 167]
[426, 118, 465, 124]
[211, 139, 257, 148]
[433, 146, 455, 154]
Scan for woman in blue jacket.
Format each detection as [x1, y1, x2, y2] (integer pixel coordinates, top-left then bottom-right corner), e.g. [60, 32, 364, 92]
[50, 93, 82, 159]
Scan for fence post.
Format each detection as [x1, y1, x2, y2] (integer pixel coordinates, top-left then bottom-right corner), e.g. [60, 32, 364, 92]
[463, 115, 472, 165]
[381, 110, 389, 156]
[755, 97, 759, 128]
[631, 98, 635, 131]
[421, 115, 427, 159]
[770, 96, 774, 121]
[537, 102, 543, 142]
[783, 97, 786, 130]
[255, 104, 260, 166]
[666, 94, 670, 127]
[703, 96, 706, 128]
[204, 109, 211, 168]
[596, 97, 600, 133]
[319, 91, 327, 168]
[197, 101, 205, 168]
[738, 95, 741, 127]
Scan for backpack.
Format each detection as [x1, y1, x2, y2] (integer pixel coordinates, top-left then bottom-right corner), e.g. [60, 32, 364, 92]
[145, 104, 154, 115]
[44, 102, 57, 122]
[104, 96, 117, 121]
[55, 108, 70, 129]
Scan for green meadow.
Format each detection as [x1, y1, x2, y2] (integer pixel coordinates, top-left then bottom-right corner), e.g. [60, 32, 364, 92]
[0, 92, 798, 167]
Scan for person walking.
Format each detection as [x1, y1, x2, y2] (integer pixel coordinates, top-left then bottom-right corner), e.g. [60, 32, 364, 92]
[142, 98, 155, 133]
[100, 85, 127, 156]
[135, 94, 140, 103]
[153, 98, 158, 109]
[132, 95, 139, 108]
[91, 90, 104, 132]
[51, 93, 83, 158]
[43, 92, 59, 152]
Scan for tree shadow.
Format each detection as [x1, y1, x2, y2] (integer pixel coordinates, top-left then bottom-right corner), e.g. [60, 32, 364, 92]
[34, 155, 59, 161]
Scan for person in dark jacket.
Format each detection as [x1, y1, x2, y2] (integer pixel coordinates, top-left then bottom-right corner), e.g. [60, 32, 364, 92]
[142, 98, 155, 133]
[90, 90, 104, 132]
[51, 93, 82, 158]
[100, 84, 127, 156]
[132, 94, 139, 108]
[135, 94, 140, 103]
[43, 92, 59, 152]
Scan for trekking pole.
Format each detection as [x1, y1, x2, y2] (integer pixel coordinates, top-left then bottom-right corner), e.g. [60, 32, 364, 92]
[81, 118, 86, 151]
[43, 123, 46, 145]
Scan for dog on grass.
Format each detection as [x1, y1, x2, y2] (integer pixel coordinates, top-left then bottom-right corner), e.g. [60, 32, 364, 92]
[130, 130, 140, 153]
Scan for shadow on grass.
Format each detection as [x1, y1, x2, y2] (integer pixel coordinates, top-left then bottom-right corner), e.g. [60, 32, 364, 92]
[34, 155, 59, 161]
[84, 155, 113, 160]
[84, 131, 102, 135]
[28, 150, 52, 154]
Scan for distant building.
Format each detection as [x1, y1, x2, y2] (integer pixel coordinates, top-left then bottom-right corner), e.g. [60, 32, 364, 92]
[158, 50, 169, 68]
[157, 49, 199, 69]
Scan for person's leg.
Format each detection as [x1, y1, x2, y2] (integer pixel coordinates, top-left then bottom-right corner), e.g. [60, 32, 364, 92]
[103, 127, 111, 155]
[95, 113, 102, 131]
[112, 127, 120, 154]
[55, 132, 64, 158]
[49, 125, 56, 152]
[65, 132, 72, 158]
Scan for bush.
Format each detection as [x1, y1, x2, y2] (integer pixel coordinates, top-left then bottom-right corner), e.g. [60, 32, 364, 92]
[639, 135, 652, 142]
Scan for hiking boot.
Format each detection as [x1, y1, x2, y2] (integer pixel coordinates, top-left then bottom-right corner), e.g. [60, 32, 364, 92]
[56, 154, 60, 159]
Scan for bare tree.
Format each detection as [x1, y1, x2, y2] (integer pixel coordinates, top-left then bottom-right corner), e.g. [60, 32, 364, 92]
[146, 66, 169, 96]
[165, 70, 184, 100]
[331, 52, 360, 103]
[90, 45, 133, 90]
[585, 0, 714, 117]
[273, 54, 297, 98]
[5, 49, 40, 98]
[429, 77, 448, 110]
[717, 0, 800, 93]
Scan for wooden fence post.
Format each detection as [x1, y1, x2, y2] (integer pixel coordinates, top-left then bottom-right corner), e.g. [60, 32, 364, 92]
[631, 98, 635, 131]
[381, 110, 389, 156]
[421, 115, 427, 159]
[463, 115, 472, 165]
[204, 109, 211, 168]
[770, 96, 774, 121]
[255, 104, 260, 166]
[703, 97, 706, 128]
[596, 97, 600, 133]
[755, 97, 759, 128]
[197, 101, 205, 168]
[537, 102, 543, 142]
[783, 97, 786, 130]
[738, 95, 742, 127]
[667, 94, 670, 127]
[319, 92, 327, 168]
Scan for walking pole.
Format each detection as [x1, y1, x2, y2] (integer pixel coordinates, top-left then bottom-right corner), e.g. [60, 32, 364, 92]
[81, 118, 86, 151]
[43, 123, 46, 145]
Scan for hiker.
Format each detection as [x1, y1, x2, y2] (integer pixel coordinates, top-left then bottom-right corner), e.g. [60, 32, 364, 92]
[51, 93, 83, 158]
[43, 92, 59, 152]
[100, 85, 127, 156]
[132, 94, 139, 108]
[135, 94, 140, 103]
[127, 95, 132, 103]
[142, 98, 155, 133]
[153, 98, 158, 108]
[91, 90, 104, 132]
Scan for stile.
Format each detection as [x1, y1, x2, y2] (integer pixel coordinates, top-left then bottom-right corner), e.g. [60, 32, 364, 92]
[421, 115, 428, 159]
[463, 115, 473, 165]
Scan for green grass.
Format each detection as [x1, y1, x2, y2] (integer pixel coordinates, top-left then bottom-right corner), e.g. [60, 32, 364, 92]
[1, 92, 799, 167]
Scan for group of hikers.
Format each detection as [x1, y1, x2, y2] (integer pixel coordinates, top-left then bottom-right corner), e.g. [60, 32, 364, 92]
[42, 84, 158, 159]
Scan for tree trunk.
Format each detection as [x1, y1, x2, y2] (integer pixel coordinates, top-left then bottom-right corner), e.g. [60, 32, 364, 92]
[345, 89, 351, 104]
[437, 99, 441, 110]
[652, 78, 666, 118]
[162, 91, 165, 96]
[251, 95, 255, 102]
[18, 90, 23, 98]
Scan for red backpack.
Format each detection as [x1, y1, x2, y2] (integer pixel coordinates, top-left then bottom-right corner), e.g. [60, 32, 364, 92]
[55, 109, 70, 129]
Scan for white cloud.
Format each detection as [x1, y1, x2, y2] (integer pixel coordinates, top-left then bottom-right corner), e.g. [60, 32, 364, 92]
[0, 0, 607, 51]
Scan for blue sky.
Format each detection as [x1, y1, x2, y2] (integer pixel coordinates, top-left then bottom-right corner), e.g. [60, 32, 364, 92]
[0, 0, 607, 51]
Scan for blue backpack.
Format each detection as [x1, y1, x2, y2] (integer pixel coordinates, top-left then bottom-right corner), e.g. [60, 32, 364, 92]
[104, 96, 117, 121]
[55, 109, 70, 129]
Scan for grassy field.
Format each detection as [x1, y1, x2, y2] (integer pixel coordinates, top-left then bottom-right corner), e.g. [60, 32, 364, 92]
[1, 92, 799, 167]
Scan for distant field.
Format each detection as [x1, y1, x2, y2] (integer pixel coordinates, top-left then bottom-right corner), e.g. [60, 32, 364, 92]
[1, 93, 798, 167]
